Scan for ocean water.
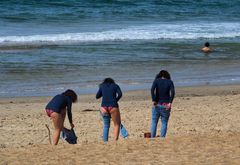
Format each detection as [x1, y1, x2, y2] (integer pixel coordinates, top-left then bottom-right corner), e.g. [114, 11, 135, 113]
[0, 0, 240, 97]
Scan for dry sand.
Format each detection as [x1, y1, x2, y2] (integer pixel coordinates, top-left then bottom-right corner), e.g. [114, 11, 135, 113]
[0, 84, 240, 164]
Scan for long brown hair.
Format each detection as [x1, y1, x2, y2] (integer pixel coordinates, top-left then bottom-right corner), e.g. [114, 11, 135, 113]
[155, 70, 171, 80]
[101, 77, 115, 84]
[63, 89, 77, 103]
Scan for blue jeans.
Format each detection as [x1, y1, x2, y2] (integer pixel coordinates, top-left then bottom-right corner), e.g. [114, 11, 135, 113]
[151, 104, 170, 138]
[100, 111, 111, 142]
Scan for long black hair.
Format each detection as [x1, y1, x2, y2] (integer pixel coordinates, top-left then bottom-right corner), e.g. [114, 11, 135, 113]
[101, 77, 115, 85]
[62, 89, 78, 103]
[155, 70, 171, 80]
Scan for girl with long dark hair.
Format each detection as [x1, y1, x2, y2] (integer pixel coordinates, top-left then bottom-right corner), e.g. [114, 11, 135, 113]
[45, 89, 77, 145]
[151, 70, 175, 138]
[96, 78, 122, 142]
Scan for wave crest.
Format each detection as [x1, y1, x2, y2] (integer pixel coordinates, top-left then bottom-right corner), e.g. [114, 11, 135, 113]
[1, 22, 240, 46]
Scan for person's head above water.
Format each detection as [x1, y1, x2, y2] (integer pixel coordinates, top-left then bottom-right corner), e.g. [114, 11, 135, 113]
[204, 42, 210, 47]
[202, 42, 212, 53]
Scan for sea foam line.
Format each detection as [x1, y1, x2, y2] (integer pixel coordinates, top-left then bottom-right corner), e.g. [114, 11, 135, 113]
[1, 22, 240, 46]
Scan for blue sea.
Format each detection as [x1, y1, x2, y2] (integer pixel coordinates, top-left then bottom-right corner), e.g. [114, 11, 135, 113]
[1, 0, 240, 97]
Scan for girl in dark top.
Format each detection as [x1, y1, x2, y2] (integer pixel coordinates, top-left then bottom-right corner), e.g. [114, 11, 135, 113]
[45, 89, 77, 145]
[151, 70, 175, 138]
[96, 78, 122, 142]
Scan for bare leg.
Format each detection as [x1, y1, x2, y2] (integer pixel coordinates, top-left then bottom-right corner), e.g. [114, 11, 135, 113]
[60, 108, 66, 128]
[110, 108, 121, 141]
[51, 112, 64, 145]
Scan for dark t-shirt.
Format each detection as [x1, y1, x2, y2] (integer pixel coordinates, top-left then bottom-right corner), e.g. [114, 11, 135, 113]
[151, 78, 175, 103]
[96, 83, 122, 107]
[46, 94, 73, 123]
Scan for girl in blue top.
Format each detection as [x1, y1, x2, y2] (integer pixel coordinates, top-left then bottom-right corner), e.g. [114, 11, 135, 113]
[96, 78, 122, 142]
[45, 89, 77, 145]
[151, 70, 175, 138]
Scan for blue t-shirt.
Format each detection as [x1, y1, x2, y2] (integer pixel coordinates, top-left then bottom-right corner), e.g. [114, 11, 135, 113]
[151, 78, 175, 103]
[96, 83, 122, 107]
[46, 94, 73, 123]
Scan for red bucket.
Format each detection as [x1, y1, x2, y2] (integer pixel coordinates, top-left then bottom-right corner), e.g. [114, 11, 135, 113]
[144, 132, 151, 138]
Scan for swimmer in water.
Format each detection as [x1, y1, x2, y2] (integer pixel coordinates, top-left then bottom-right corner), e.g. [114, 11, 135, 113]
[201, 42, 212, 53]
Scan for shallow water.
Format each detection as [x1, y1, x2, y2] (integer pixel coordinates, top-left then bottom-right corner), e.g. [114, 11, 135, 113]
[0, 0, 240, 97]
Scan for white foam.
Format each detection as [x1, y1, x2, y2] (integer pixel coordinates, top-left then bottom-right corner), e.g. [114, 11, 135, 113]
[1, 22, 240, 46]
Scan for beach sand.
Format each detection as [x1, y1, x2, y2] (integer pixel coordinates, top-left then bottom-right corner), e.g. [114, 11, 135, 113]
[0, 85, 240, 164]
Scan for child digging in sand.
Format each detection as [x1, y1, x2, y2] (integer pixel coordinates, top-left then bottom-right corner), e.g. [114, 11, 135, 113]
[45, 89, 77, 145]
[96, 78, 122, 142]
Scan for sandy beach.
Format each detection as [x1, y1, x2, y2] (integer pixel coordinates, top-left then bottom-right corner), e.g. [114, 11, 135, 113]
[0, 84, 240, 164]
